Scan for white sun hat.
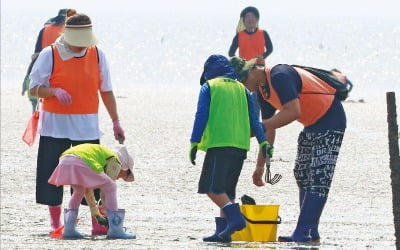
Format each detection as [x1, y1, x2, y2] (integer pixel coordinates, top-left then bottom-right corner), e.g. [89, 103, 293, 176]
[63, 24, 98, 47]
[116, 145, 134, 182]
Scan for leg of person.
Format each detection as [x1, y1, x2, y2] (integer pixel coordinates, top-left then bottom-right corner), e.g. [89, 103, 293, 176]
[100, 181, 136, 239]
[279, 131, 313, 242]
[217, 147, 247, 242]
[36, 136, 70, 233]
[307, 129, 345, 243]
[48, 205, 62, 232]
[279, 130, 345, 243]
[198, 148, 246, 242]
[63, 185, 85, 239]
[199, 148, 227, 242]
[293, 131, 312, 207]
[70, 139, 104, 234]
[279, 131, 312, 242]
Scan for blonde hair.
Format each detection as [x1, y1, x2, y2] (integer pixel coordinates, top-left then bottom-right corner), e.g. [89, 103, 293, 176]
[236, 18, 245, 33]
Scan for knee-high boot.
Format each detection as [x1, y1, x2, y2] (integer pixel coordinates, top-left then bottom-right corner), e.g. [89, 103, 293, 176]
[49, 205, 62, 232]
[299, 189, 321, 242]
[279, 192, 326, 242]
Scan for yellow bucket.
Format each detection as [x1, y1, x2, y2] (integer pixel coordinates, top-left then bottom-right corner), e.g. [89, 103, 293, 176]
[231, 204, 281, 242]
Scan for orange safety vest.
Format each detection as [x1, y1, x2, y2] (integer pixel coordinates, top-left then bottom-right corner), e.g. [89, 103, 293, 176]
[238, 29, 266, 65]
[42, 45, 101, 114]
[259, 66, 335, 126]
[41, 25, 65, 49]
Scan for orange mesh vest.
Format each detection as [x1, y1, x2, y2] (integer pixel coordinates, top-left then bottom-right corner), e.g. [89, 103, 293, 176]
[42, 46, 101, 114]
[41, 25, 65, 49]
[238, 29, 266, 65]
[259, 66, 335, 126]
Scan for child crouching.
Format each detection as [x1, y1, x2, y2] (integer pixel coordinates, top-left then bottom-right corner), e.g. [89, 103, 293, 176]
[48, 143, 135, 239]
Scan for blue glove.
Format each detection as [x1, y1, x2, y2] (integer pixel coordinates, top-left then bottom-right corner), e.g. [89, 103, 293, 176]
[189, 142, 198, 165]
[260, 141, 274, 158]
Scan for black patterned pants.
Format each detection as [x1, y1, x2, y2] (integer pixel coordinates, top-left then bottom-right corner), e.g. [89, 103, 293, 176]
[293, 130, 345, 198]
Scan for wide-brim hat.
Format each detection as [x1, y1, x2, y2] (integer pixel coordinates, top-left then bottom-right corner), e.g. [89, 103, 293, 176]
[116, 145, 134, 182]
[63, 24, 98, 47]
[229, 56, 257, 83]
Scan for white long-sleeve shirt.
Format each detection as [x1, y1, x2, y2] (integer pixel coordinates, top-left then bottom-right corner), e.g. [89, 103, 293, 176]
[30, 36, 113, 140]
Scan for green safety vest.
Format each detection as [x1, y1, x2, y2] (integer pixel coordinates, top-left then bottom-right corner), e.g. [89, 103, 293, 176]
[198, 78, 251, 151]
[61, 144, 119, 173]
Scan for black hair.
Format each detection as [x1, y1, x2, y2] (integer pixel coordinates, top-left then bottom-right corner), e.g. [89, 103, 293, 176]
[240, 6, 260, 19]
[66, 13, 91, 25]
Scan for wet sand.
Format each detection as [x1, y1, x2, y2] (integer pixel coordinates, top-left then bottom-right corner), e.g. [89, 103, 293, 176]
[1, 84, 397, 249]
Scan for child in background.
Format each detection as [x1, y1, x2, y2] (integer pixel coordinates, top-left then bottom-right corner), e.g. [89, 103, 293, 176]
[48, 143, 135, 239]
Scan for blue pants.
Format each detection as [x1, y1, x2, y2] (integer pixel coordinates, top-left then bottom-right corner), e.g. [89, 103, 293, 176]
[198, 147, 247, 200]
[293, 130, 345, 198]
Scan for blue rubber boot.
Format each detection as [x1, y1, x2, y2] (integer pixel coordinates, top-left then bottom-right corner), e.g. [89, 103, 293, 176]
[299, 189, 322, 243]
[203, 217, 227, 242]
[63, 209, 84, 239]
[279, 192, 326, 242]
[106, 209, 136, 239]
[217, 203, 246, 242]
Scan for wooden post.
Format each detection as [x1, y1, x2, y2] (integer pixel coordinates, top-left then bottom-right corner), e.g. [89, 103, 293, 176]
[386, 92, 400, 250]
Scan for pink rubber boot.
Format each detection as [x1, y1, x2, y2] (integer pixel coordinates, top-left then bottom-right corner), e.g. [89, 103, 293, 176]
[49, 205, 62, 233]
[91, 206, 108, 236]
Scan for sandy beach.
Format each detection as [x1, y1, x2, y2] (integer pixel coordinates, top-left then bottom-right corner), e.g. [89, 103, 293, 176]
[0, 83, 397, 250]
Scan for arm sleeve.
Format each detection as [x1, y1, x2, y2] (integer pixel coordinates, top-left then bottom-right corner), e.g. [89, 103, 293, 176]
[34, 28, 45, 53]
[228, 34, 239, 57]
[97, 47, 113, 92]
[263, 30, 273, 59]
[246, 90, 267, 143]
[190, 83, 211, 143]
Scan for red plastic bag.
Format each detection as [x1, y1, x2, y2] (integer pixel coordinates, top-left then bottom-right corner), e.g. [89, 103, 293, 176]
[22, 110, 39, 146]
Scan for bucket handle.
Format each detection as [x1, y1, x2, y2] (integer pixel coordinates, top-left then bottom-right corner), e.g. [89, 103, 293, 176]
[241, 215, 282, 225]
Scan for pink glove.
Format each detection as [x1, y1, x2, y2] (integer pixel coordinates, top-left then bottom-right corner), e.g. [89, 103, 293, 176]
[53, 88, 72, 105]
[113, 120, 125, 144]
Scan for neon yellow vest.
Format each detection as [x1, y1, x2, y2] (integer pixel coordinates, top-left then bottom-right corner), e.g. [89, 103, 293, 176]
[61, 144, 118, 173]
[198, 78, 251, 151]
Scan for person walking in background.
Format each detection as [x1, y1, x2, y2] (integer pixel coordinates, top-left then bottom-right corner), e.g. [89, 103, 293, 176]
[29, 13, 126, 236]
[228, 6, 273, 118]
[48, 144, 135, 239]
[230, 56, 346, 243]
[228, 6, 273, 65]
[189, 54, 273, 242]
[22, 8, 76, 113]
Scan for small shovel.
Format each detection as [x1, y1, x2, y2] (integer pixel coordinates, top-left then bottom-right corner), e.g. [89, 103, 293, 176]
[264, 156, 282, 185]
